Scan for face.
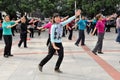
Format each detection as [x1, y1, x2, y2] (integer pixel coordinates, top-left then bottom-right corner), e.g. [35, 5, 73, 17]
[5, 16, 10, 22]
[54, 16, 61, 23]
[82, 16, 85, 20]
[21, 17, 26, 23]
[99, 15, 103, 20]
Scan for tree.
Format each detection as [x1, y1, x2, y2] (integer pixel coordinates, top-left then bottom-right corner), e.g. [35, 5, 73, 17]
[0, 0, 120, 19]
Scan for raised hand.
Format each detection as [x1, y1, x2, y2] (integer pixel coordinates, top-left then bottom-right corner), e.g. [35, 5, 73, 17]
[75, 9, 81, 17]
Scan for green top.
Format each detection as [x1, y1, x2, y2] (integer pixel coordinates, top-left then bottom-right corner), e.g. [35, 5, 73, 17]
[2, 21, 15, 35]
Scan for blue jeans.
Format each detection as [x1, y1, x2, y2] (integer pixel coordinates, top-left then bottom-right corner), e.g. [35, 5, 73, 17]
[116, 28, 120, 42]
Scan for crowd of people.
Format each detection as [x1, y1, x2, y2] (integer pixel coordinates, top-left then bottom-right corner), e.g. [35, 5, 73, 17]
[0, 9, 120, 73]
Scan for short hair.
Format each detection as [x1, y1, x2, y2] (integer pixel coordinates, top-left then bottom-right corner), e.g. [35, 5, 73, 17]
[4, 15, 10, 18]
[96, 13, 102, 20]
[53, 13, 60, 18]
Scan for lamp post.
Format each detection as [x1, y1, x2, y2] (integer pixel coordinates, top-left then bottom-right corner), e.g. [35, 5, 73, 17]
[75, 0, 76, 13]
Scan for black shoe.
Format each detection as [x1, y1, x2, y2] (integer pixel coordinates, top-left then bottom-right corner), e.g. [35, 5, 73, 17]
[9, 54, 14, 57]
[55, 69, 63, 73]
[4, 55, 9, 58]
[38, 65, 43, 72]
[24, 46, 28, 48]
[81, 44, 85, 46]
[54, 52, 57, 55]
[18, 44, 20, 48]
[98, 52, 104, 54]
[92, 51, 97, 55]
[75, 43, 78, 46]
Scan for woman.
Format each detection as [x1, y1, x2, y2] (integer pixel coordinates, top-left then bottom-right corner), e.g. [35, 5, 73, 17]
[18, 17, 30, 48]
[116, 14, 120, 43]
[2, 15, 21, 58]
[38, 9, 81, 73]
[67, 20, 75, 40]
[75, 15, 93, 46]
[0, 19, 2, 40]
[92, 13, 116, 55]
[37, 18, 53, 46]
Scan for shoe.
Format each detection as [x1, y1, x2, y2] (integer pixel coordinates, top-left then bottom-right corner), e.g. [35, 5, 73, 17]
[98, 52, 104, 54]
[38, 65, 43, 72]
[81, 44, 85, 46]
[75, 43, 79, 46]
[68, 38, 72, 40]
[9, 54, 14, 57]
[54, 52, 57, 55]
[4, 55, 9, 58]
[55, 69, 63, 73]
[24, 46, 28, 48]
[18, 44, 20, 48]
[92, 51, 97, 55]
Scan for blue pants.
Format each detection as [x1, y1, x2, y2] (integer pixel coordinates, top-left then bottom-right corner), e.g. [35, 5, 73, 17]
[116, 28, 120, 42]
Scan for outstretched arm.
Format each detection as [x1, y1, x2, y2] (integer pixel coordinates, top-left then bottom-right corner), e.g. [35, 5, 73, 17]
[91, 27, 97, 36]
[61, 9, 81, 27]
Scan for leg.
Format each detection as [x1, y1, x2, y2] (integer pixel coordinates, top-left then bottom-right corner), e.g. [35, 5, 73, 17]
[24, 35, 27, 47]
[81, 31, 85, 45]
[75, 30, 82, 45]
[0, 30, 2, 40]
[97, 33, 104, 52]
[93, 33, 104, 52]
[55, 43, 64, 70]
[3, 35, 9, 57]
[46, 34, 50, 46]
[8, 36, 13, 56]
[116, 28, 120, 42]
[18, 34, 24, 47]
[68, 29, 73, 40]
[39, 43, 56, 67]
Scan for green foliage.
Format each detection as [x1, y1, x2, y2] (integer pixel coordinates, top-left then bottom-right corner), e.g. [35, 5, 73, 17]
[0, 0, 120, 18]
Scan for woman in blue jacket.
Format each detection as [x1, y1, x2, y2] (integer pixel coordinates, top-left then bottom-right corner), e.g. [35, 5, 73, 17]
[38, 9, 81, 73]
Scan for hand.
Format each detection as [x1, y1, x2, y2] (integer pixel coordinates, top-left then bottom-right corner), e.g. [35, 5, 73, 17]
[68, 27, 71, 30]
[7, 26, 11, 28]
[91, 33, 94, 36]
[75, 9, 81, 17]
[53, 46, 60, 50]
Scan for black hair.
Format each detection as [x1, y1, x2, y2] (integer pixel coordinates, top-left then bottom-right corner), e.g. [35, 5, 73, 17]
[53, 13, 60, 23]
[117, 13, 120, 18]
[4, 15, 10, 18]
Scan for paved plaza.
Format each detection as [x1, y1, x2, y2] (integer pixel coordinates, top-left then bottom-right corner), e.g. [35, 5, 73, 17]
[0, 28, 120, 80]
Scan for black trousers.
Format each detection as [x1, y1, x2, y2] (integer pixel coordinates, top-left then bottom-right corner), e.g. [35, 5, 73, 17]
[75, 30, 85, 45]
[46, 34, 50, 46]
[18, 33, 27, 47]
[38, 30, 41, 36]
[40, 43, 64, 70]
[3, 35, 12, 56]
[29, 28, 34, 38]
[0, 30, 2, 40]
[68, 29, 73, 40]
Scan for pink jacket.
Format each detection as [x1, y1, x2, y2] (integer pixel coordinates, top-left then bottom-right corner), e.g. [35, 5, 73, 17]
[43, 22, 52, 34]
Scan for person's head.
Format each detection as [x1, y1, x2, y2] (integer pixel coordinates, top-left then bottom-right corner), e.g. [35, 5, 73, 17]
[96, 13, 103, 20]
[4, 15, 10, 22]
[21, 16, 26, 23]
[117, 14, 120, 18]
[81, 15, 85, 20]
[53, 13, 61, 24]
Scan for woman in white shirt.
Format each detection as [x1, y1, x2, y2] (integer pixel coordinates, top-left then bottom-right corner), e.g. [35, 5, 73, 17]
[116, 14, 120, 43]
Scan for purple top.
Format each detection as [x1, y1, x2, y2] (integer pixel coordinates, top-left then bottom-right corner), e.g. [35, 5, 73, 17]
[95, 19, 106, 33]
